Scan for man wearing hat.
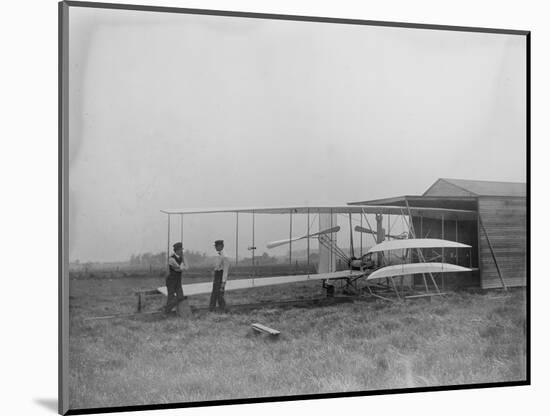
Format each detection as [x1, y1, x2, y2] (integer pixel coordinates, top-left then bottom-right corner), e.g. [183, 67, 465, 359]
[164, 242, 188, 314]
[209, 240, 229, 311]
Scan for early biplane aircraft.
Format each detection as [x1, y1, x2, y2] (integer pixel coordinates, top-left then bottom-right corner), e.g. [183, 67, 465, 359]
[155, 203, 476, 304]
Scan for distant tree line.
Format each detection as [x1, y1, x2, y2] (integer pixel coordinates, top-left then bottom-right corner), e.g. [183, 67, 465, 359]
[129, 252, 166, 266]
[129, 250, 213, 267]
[69, 249, 321, 272]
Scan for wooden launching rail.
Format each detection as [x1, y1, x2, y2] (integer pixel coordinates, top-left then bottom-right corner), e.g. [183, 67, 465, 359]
[84, 310, 161, 321]
[404, 292, 447, 299]
[131, 291, 357, 317]
[193, 296, 355, 311]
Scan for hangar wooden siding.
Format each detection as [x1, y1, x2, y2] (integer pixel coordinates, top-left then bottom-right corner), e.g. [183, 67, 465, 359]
[478, 197, 527, 289]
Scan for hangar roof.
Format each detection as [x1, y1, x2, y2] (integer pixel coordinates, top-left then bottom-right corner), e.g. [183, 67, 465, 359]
[423, 178, 526, 197]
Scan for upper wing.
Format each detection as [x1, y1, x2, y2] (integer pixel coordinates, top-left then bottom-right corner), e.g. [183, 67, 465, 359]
[161, 205, 476, 220]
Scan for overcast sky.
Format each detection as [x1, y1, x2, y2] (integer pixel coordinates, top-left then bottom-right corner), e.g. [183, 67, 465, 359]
[68, 7, 526, 262]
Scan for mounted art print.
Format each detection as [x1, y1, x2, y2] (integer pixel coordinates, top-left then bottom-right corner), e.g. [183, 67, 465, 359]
[59, 1, 530, 414]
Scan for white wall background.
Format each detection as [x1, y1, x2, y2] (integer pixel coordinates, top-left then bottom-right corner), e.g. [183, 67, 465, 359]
[0, 1, 547, 416]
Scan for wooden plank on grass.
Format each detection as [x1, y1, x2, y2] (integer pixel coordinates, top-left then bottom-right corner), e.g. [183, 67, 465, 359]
[252, 323, 280, 336]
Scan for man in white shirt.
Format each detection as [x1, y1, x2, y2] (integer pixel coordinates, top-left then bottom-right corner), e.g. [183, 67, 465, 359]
[164, 242, 188, 314]
[209, 239, 229, 311]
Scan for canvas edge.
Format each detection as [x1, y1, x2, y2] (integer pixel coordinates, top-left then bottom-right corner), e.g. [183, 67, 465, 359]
[59, 1, 70, 414]
[57, 2, 531, 414]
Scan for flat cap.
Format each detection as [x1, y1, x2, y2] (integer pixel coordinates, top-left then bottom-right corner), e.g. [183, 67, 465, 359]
[214, 240, 224, 246]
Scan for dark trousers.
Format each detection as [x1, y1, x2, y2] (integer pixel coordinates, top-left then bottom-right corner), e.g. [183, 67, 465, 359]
[165, 276, 184, 312]
[209, 271, 226, 311]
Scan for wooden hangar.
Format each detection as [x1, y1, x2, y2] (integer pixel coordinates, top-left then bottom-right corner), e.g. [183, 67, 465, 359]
[348, 178, 527, 290]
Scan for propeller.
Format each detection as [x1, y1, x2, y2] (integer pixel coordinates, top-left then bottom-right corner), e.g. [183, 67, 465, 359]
[266, 226, 341, 249]
[354, 226, 408, 240]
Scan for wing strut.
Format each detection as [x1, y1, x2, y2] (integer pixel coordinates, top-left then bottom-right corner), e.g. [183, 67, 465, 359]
[235, 212, 239, 265]
[251, 211, 255, 276]
[166, 214, 171, 272]
[360, 208, 378, 245]
[405, 200, 440, 294]
[349, 213, 354, 259]
[289, 210, 293, 266]
[318, 233, 350, 263]
[307, 208, 310, 268]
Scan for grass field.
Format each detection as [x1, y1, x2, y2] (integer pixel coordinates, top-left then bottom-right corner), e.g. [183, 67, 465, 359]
[69, 275, 527, 410]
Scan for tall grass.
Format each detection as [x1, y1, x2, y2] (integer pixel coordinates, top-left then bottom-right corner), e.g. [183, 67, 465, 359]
[69, 278, 526, 409]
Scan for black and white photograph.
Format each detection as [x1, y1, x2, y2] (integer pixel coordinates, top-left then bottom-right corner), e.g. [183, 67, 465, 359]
[59, 1, 529, 414]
